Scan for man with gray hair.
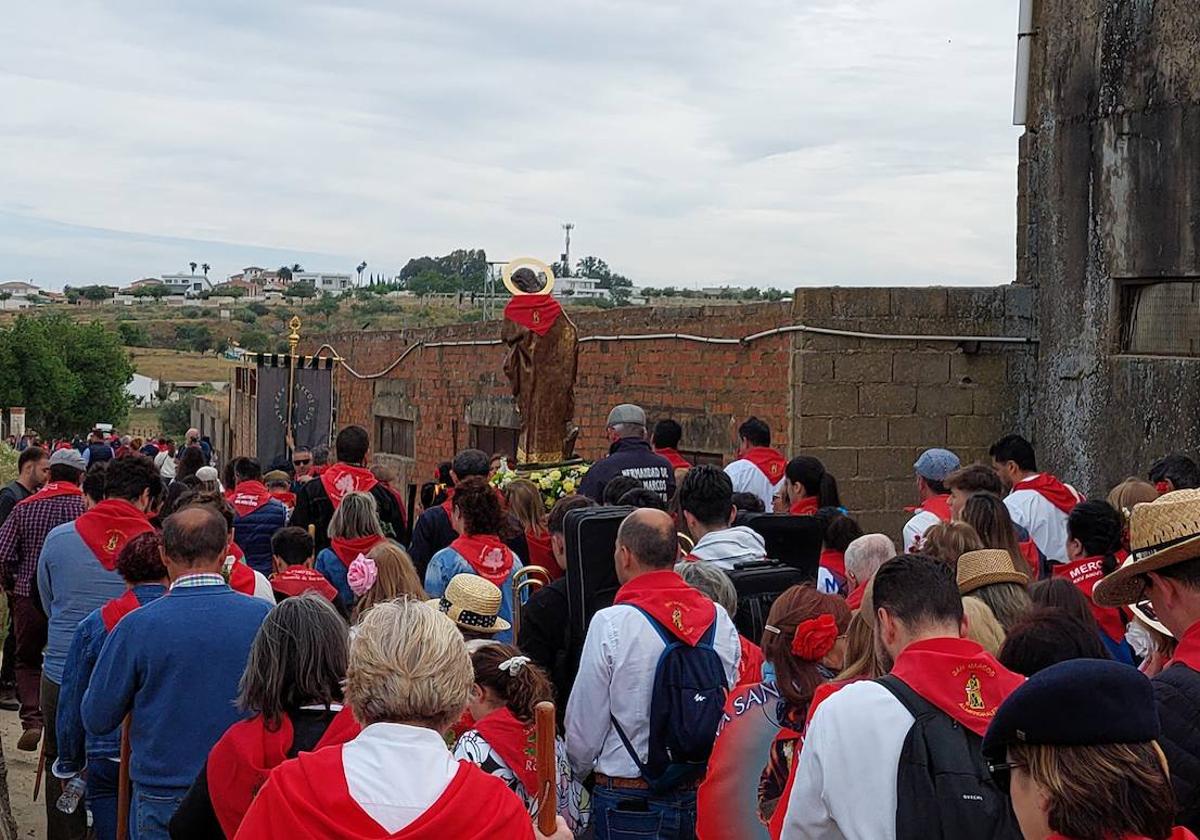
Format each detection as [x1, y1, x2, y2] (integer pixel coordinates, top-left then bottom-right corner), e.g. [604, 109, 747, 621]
[844, 533, 896, 609]
[578, 404, 675, 503]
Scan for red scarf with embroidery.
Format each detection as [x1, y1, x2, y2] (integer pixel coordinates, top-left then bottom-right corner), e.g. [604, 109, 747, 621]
[16, 482, 82, 508]
[1013, 474, 1082, 515]
[1169, 621, 1200, 672]
[207, 708, 361, 838]
[75, 499, 154, 571]
[614, 569, 716, 645]
[320, 464, 378, 509]
[474, 707, 538, 793]
[790, 496, 819, 516]
[889, 637, 1025, 736]
[655, 448, 692, 471]
[907, 494, 952, 521]
[229, 481, 273, 517]
[742, 447, 786, 484]
[270, 489, 297, 509]
[271, 567, 338, 602]
[1051, 556, 1128, 642]
[330, 535, 384, 570]
[100, 590, 142, 632]
[450, 535, 514, 584]
[504, 294, 562, 336]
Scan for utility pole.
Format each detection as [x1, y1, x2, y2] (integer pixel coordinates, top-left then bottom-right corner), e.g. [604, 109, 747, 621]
[561, 222, 574, 276]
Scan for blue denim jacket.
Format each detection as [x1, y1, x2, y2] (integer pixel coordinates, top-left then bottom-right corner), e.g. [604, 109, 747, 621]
[424, 548, 523, 644]
[55, 584, 167, 774]
[314, 549, 351, 609]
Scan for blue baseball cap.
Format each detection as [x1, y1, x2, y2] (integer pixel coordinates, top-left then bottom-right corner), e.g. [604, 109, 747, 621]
[913, 448, 960, 482]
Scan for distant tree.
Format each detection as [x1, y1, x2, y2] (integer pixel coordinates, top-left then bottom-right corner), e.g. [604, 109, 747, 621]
[305, 293, 340, 318]
[278, 266, 293, 283]
[292, 263, 303, 273]
[238, 325, 272, 352]
[282, 282, 316, 299]
[117, 322, 151, 347]
[210, 284, 246, 299]
[78, 285, 113, 303]
[174, 323, 214, 354]
[201, 263, 210, 279]
[158, 397, 192, 439]
[356, 261, 368, 286]
[246, 301, 270, 316]
[189, 262, 198, 275]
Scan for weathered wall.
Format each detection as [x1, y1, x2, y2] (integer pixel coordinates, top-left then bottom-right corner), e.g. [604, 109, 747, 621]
[1023, 0, 1200, 495]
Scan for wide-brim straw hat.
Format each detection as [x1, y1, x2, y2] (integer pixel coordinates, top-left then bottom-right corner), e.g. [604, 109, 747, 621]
[957, 549, 1029, 595]
[1094, 489, 1200, 607]
[426, 573, 510, 634]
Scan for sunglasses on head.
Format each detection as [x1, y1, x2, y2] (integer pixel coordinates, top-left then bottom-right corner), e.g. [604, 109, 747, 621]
[987, 760, 1025, 795]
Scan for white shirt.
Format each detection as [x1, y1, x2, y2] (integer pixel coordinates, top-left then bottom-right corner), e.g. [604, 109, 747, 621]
[725, 458, 785, 512]
[781, 681, 915, 840]
[902, 510, 941, 554]
[565, 602, 741, 779]
[1003, 475, 1077, 563]
[343, 722, 459, 833]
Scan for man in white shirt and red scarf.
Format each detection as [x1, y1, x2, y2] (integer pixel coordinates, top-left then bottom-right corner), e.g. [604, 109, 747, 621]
[1094, 488, 1200, 834]
[723, 417, 786, 513]
[902, 448, 959, 553]
[781, 554, 1024, 839]
[990, 434, 1082, 564]
[289, 426, 406, 554]
[566, 508, 740, 839]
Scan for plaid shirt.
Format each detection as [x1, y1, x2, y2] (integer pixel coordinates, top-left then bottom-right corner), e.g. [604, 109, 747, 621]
[0, 495, 88, 597]
[170, 573, 225, 590]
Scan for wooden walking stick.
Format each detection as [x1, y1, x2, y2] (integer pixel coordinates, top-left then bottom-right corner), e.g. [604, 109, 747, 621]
[116, 716, 131, 840]
[534, 701, 557, 836]
[31, 741, 43, 802]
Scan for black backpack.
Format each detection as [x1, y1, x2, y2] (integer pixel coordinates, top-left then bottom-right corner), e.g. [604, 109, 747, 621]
[612, 607, 727, 793]
[877, 675, 1022, 840]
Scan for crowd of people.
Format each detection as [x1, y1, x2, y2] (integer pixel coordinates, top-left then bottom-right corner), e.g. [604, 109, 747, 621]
[3, 409, 1200, 840]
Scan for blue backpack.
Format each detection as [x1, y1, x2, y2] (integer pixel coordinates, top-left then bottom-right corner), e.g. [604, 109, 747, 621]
[612, 606, 728, 793]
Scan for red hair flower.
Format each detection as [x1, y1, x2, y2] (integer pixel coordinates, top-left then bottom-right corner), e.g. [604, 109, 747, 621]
[791, 613, 838, 661]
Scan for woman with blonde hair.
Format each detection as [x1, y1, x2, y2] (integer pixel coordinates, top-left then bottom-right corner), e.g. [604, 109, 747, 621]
[349, 541, 427, 622]
[963, 595, 1006, 655]
[504, 479, 556, 580]
[920, 521, 985, 573]
[237, 599, 566, 839]
[314, 491, 387, 609]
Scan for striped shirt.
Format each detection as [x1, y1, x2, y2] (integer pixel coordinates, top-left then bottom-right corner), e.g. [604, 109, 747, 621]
[0, 495, 87, 596]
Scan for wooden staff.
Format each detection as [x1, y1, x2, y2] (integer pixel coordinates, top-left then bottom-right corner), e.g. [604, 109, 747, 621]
[32, 741, 44, 801]
[534, 701, 557, 836]
[116, 716, 132, 840]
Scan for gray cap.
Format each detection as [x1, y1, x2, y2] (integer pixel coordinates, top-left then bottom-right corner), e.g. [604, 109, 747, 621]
[914, 448, 961, 482]
[49, 448, 86, 471]
[606, 404, 647, 427]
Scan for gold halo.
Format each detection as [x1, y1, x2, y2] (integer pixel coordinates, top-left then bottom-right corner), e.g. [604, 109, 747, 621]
[502, 258, 556, 296]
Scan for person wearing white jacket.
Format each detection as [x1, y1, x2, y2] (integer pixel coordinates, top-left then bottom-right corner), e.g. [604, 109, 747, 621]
[679, 465, 768, 570]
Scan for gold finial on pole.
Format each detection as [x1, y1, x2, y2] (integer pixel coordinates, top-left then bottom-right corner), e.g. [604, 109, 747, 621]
[287, 316, 302, 356]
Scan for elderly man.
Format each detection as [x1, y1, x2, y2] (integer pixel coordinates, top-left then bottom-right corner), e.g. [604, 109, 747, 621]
[843, 533, 896, 609]
[567, 508, 739, 837]
[578, 405, 675, 504]
[82, 507, 270, 840]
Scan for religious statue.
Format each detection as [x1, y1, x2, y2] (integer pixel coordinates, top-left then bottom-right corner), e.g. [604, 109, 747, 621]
[501, 258, 579, 464]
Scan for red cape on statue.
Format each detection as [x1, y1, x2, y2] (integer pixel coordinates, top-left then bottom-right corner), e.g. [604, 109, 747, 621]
[233, 743, 534, 840]
[504, 294, 562, 337]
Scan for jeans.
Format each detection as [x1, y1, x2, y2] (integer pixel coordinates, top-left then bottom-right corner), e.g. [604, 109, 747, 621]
[12, 594, 46, 729]
[41, 676, 87, 840]
[592, 782, 697, 840]
[133, 784, 187, 840]
[87, 758, 120, 840]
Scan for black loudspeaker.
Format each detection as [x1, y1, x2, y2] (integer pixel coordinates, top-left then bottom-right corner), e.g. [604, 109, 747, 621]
[736, 512, 823, 577]
[725, 560, 805, 642]
[564, 506, 632, 641]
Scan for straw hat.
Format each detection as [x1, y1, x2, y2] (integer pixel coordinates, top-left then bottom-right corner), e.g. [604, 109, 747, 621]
[957, 549, 1028, 595]
[427, 573, 510, 634]
[1093, 489, 1200, 607]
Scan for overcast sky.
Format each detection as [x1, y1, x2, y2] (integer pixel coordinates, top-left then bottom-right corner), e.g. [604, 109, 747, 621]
[1, 1, 1022, 290]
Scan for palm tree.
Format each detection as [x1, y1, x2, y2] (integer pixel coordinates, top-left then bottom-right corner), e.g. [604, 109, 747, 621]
[201, 263, 210, 278]
[292, 263, 303, 274]
[189, 261, 197, 275]
[278, 266, 293, 283]
[356, 261, 367, 287]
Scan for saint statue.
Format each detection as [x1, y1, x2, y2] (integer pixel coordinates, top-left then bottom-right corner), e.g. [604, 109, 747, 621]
[501, 258, 579, 464]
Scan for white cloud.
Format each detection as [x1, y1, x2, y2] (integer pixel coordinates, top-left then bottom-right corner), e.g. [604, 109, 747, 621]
[0, 0, 1022, 289]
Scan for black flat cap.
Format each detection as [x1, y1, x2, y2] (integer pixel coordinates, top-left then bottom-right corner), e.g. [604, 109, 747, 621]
[982, 659, 1158, 762]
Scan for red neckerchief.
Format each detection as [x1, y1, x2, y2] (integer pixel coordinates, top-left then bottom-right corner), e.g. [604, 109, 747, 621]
[269, 489, 297, 508]
[845, 582, 867, 610]
[234, 745, 534, 840]
[439, 487, 456, 518]
[330, 535, 384, 570]
[320, 464, 378, 509]
[790, 496, 819, 516]
[736, 635, 765, 687]
[207, 708, 361, 838]
[16, 482, 82, 508]
[906, 494, 952, 521]
[1169, 620, 1200, 672]
[1013, 474, 1083, 514]
[523, 528, 559, 580]
[229, 481, 273, 517]
[224, 555, 258, 595]
[742, 447, 786, 484]
[1051, 556, 1128, 642]
[75, 499, 154, 571]
[271, 567, 338, 602]
[889, 637, 1025, 736]
[819, 548, 846, 579]
[614, 569, 717, 645]
[473, 707, 538, 793]
[100, 590, 142, 632]
[504, 294, 562, 336]
[1018, 539, 1041, 577]
[450, 535, 514, 584]
[655, 448, 692, 471]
